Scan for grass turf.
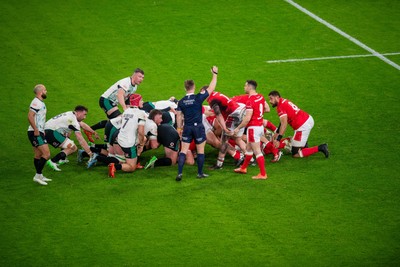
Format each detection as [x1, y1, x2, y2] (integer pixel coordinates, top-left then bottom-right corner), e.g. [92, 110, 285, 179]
[1, 0, 399, 266]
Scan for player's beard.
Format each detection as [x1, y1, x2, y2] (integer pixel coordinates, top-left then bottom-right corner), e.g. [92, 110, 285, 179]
[271, 102, 277, 107]
[42, 93, 47, 99]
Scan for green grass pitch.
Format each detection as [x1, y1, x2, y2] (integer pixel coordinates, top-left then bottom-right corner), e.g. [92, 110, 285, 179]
[1, 0, 399, 266]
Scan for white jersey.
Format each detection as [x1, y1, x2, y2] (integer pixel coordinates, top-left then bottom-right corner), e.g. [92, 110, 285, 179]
[101, 77, 137, 105]
[144, 118, 158, 140]
[110, 116, 123, 129]
[118, 108, 146, 147]
[28, 97, 47, 132]
[45, 111, 80, 136]
[153, 100, 177, 110]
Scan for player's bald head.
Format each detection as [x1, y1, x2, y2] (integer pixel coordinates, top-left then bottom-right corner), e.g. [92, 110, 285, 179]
[33, 84, 46, 94]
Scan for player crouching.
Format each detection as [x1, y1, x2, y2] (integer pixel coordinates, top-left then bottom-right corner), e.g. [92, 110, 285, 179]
[108, 94, 146, 178]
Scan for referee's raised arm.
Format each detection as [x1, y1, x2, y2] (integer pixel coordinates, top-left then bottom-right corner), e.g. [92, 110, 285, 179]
[206, 66, 218, 95]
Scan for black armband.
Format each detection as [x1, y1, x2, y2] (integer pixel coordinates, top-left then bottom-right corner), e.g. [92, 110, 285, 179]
[276, 135, 282, 141]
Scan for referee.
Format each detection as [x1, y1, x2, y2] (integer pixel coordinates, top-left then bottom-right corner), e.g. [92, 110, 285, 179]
[175, 66, 218, 181]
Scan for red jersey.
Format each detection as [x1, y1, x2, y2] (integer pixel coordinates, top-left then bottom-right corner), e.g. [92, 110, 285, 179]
[277, 98, 309, 130]
[245, 94, 266, 127]
[207, 91, 240, 119]
[231, 95, 248, 104]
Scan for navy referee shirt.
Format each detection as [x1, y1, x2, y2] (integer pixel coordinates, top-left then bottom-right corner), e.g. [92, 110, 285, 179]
[177, 91, 209, 126]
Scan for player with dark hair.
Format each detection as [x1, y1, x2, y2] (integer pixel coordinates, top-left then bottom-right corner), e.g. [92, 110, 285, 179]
[175, 66, 218, 181]
[233, 80, 268, 179]
[268, 90, 329, 158]
[44, 105, 97, 171]
[207, 88, 248, 170]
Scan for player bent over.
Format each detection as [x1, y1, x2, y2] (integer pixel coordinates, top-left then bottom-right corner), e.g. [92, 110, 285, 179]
[44, 105, 96, 171]
[268, 90, 329, 159]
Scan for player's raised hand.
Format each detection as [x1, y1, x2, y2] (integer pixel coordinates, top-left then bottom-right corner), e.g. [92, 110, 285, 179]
[211, 66, 218, 75]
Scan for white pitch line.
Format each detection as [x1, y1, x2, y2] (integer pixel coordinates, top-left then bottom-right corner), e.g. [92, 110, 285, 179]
[284, 0, 400, 71]
[267, 52, 400, 64]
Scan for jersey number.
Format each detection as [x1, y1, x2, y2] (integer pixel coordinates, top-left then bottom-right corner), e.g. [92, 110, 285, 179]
[122, 117, 130, 129]
[288, 101, 300, 113]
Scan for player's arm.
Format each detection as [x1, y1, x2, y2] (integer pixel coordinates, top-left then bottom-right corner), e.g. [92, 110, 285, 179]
[176, 110, 184, 136]
[273, 115, 288, 148]
[148, 137, 160, 150]
[137, 124, 145, 156]
[75, 131, 93, 156]
[79, 121, 99, 140]
[264, 101, 270, 113]
[212, 104, 231, 135]
[146, 125, 160, 149]
[206, 66, 219, 95]
[28, 110, 39, 136]
[233, 109, 252, 136]
[117, 87, 128, 111]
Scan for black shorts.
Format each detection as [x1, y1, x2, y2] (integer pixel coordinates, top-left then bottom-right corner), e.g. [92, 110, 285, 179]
[157, 124, 180, 151]
[27, 131, 47, 147]
[181, 124, 206, 144]
[44, 129, 66, 148]
[109, 129, 120, 146]
[104, 121, 119, 143]
[121, 145, 138, 159]
[99, 97, 122, 119]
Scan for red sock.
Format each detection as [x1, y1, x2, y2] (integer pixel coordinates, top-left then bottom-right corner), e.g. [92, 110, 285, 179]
[233, 150, 241, 160]
[301, 146, 319, 157]
[256, 154, 266, 176]
[241, 154, 253, 169]
[265, 120, 277, 132]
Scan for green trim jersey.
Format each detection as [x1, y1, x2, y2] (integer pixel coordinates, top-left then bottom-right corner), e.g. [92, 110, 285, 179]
[144, 117, 158, 140]
[28, 97, 47, 133]
[45, 111, 80, 136]
[101, 77, 137, 105]
[118, 108, 146, 148]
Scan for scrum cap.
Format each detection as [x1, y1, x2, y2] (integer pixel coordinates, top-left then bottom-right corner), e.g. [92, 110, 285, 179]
[129, 94, 142, 107]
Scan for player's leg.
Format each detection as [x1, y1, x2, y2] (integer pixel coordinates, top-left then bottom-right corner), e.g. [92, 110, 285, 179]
[36, 143, 51, 176]
[111, 146, 138, 175]
[44, 130, 65, 171]
[209, 133, 229, 169]
[195, 141, 207, 178]
[53, 138, 77, 165]
[235, 141, 252, 173]
[250, 140, 267, 178]
[121, 157, 138, 172]
[176, 141, 190, 181]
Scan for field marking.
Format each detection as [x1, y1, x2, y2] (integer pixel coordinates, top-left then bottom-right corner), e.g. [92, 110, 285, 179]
[267, 52, 400, 64]
[284, 0, 400, 71]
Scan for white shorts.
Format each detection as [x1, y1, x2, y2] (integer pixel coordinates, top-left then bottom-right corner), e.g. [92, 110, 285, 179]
[225, 103, 246, 137]
[246, 126, 264, 143]
[60, 138, 76, 150]
[202, 114, 213, 134]
[291, 116, 314, 147]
